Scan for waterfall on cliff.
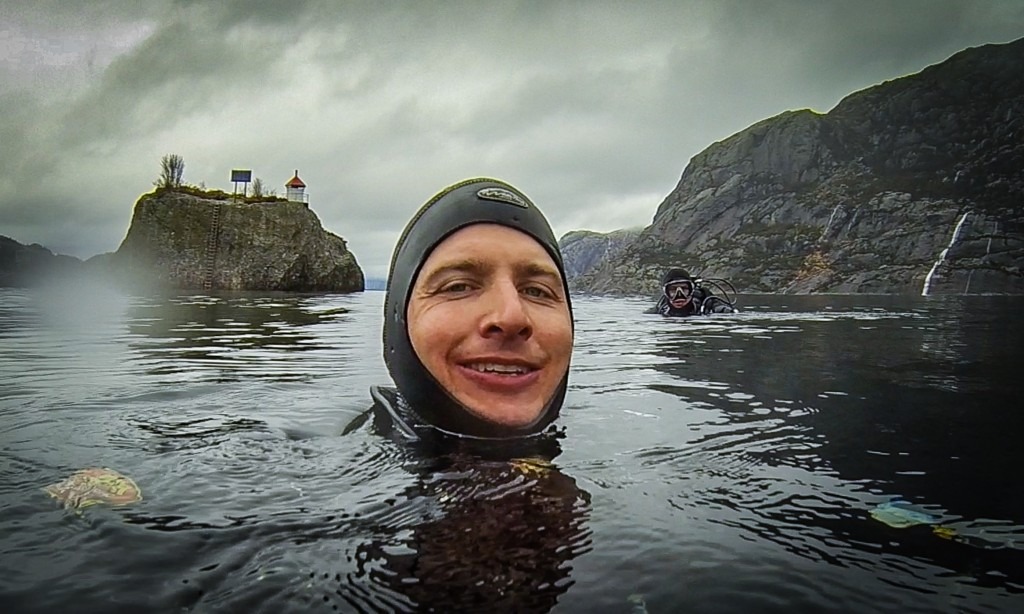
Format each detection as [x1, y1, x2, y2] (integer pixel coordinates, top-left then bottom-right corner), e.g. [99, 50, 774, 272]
[820, 204, 842, 242]
[921, 211, 971, 296]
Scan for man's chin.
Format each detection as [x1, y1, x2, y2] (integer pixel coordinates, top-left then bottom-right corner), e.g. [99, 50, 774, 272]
[459, 396, 544, 429]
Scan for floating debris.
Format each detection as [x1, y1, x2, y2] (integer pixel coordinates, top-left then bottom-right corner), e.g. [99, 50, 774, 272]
[869, 500, 938, 528]
[510, 457, 554, 479]
[44, 467, 142, 510]
[932, 525, 959, 540]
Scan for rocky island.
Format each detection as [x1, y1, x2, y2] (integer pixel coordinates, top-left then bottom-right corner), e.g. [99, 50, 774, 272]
[2, 185, 365, 293]
[95, 188, 365, 292]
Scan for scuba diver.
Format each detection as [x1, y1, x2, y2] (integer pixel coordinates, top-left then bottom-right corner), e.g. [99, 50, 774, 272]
[648, 267, 738, 316]
[334, 178, 591, 611]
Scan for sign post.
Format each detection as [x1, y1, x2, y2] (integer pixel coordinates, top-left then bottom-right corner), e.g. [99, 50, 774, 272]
[231, 169, 252, 199]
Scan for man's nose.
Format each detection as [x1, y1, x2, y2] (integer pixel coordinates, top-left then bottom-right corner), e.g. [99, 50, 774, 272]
[479, 279, 532, 339]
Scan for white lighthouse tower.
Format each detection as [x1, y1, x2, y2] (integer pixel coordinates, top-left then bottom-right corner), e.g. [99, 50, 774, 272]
[285, 170, 307, 204]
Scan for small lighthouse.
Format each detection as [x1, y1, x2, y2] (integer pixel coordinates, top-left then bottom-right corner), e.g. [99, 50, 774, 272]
[285, 170, 308, 204]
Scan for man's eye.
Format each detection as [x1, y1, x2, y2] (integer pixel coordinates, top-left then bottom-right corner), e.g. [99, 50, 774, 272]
[523, 285, 555, 299]
[440, 281, 472, 293]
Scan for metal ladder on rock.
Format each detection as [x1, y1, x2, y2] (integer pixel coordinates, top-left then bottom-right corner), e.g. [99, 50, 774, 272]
[202, 202, 222, 291]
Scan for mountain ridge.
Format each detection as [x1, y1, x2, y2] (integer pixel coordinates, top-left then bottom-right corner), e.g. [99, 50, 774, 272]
[562, 37, 1024, 296]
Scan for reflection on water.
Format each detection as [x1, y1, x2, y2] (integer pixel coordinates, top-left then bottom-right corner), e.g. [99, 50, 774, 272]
[1, 288, 1022, 612]
[96, 445, 593, 612]
[336, 453, 592, 612]
[125, 293, 355, 382]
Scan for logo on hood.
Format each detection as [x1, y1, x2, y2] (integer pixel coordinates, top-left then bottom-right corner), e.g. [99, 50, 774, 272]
[477, 187, 528, 208]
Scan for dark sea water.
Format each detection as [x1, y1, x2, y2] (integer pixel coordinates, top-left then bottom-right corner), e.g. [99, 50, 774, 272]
[1, 284, 1021, 613]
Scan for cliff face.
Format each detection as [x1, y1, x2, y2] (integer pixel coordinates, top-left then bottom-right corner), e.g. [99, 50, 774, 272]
[558, 228, 641, 279]
[570, 37, 1024, 296]
[104, 190, 364, 292]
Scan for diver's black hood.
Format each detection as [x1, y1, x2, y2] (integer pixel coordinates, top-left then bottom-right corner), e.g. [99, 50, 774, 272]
[661, 268, 693, 285]
[382, 178, 574, 439]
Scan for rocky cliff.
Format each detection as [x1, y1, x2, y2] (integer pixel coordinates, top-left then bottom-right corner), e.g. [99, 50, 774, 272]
[101, 189, 364, 292]
[568, 37, 1024, 296]
[558, 228, 641, 279]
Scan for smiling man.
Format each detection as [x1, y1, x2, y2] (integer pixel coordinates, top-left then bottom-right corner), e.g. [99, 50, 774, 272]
[375, 178, 574, 441]
[407, 223, 572, 429]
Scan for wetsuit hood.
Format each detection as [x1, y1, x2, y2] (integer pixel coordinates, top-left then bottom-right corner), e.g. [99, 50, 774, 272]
[382, 178, 573, 439]
[661, 268, 693, 286]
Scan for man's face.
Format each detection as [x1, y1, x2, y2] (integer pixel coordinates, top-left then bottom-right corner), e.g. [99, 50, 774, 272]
[407, 224, 573, 428]
[665, 279, 694, 309]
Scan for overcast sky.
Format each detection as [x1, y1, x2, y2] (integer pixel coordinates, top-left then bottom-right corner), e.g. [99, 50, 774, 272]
[2, 1, 1022, 278]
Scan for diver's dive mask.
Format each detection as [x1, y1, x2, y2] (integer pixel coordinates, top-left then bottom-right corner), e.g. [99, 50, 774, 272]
[664, 279, 695, 301]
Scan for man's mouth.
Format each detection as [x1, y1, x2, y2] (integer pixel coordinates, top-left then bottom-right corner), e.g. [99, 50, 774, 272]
[466, 362, 533, 375]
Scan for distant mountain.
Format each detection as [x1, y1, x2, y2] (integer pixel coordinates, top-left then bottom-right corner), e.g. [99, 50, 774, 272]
[557, 228, 641, 280]
[364, 278, 387, 290]
[566, 37, 1024, 296]
[0, 235, 82, 287]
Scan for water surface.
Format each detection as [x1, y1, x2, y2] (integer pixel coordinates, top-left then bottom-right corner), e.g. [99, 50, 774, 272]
[1, 285, 1021, 612]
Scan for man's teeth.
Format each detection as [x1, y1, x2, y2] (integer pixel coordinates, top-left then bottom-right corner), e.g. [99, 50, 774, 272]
[469, 363, 529, 374]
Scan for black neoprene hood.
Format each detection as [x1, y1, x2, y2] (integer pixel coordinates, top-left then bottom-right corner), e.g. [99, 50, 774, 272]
[662, 268, 693, 285]
[382, 178, 574, 439]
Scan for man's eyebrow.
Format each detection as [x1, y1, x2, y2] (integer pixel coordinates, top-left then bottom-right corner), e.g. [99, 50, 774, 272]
[515, 261, 562, 282]
[417, 258, 563, 289]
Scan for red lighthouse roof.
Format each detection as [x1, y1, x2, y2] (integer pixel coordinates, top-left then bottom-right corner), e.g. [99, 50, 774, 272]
[286, 170, 306, 188]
